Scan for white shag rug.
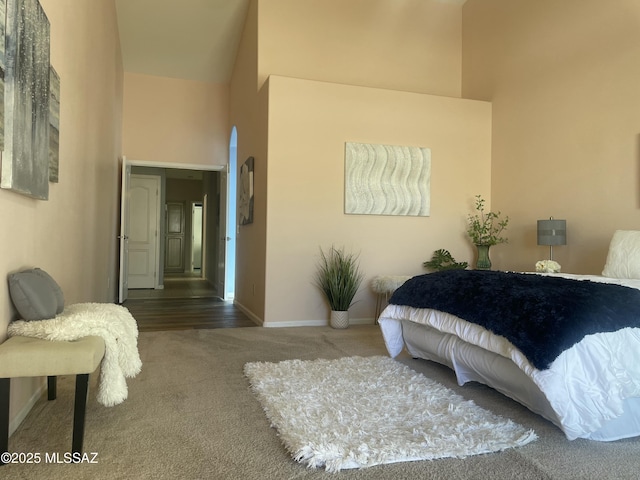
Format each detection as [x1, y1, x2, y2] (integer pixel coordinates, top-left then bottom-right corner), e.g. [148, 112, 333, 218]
[244, 356, 536, 473]
[8, 302, 142, 407]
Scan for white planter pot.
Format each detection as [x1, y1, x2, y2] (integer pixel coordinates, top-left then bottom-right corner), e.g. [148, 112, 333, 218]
[330, 310, 349, 329]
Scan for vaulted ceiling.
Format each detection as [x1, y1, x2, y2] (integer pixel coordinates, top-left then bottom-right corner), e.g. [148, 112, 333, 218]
[115, 0, 250, 83]
[115, 0, 467, 85]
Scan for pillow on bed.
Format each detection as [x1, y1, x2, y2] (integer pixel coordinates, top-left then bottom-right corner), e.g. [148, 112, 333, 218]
[8, 268, 64, 321]
[602, 230, 640, 279]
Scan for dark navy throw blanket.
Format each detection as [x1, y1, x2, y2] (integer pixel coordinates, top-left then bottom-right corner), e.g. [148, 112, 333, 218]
[389, 270, 640, 370]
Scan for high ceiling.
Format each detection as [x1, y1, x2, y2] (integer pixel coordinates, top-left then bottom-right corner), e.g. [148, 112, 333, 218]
[115, 0, 467, 84]
[115, 0, 251, 83]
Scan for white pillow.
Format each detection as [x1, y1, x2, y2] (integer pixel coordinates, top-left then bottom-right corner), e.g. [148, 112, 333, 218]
[602, 230, 640, 279]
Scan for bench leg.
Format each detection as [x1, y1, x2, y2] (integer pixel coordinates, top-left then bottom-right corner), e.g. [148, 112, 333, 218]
[47, 376, 57, 401]
[72, 374, 89, 455]
[0, 378, 9, 465]
[1, 374, 92, 463]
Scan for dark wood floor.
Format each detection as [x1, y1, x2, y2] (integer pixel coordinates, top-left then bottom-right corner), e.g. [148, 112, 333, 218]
[123, 276, 257, 332]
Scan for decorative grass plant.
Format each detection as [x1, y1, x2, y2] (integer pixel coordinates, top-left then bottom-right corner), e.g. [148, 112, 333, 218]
[315, 246, 364, 311]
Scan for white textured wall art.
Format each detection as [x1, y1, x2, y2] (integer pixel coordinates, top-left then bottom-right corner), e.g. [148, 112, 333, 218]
[345, 142, 431, 216]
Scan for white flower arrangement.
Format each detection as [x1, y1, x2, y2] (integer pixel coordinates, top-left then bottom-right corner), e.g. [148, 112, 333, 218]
[535, 260, 561, 273]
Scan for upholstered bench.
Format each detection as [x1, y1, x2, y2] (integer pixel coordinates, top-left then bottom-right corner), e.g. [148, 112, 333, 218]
[0, 335, 105, 463]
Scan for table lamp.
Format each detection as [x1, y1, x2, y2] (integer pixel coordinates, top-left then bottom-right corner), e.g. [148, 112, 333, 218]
[537, 217, 566, 260]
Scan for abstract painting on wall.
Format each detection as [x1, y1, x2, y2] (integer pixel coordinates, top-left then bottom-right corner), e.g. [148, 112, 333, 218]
[0, 0, 51, 199]
[344, 142, 431, 216]
[239, 156, 254, 225]
[49, 65, 60, 182]
[0, 0, 5, 152]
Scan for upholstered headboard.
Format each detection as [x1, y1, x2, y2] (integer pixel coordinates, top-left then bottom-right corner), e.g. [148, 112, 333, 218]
[602, 230, 640, 279]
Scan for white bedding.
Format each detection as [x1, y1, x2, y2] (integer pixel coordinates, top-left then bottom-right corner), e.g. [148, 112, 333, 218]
[379, 274, 640, 441]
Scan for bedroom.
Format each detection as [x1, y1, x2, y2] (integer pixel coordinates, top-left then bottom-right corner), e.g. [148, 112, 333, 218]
[108, 0, 640, 326]
[230, 0, 640, 326]
[0, 0, 638, 476]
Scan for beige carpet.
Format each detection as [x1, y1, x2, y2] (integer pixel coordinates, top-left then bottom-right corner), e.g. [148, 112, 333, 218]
[4, 325, 640, 479]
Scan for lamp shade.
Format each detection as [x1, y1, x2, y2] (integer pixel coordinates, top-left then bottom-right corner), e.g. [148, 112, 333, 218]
[537, 218, 567, 246]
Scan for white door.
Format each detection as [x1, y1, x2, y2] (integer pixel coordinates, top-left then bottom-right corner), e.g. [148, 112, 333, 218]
[118, 158, 131, 303]
[128, 174, 161, 289]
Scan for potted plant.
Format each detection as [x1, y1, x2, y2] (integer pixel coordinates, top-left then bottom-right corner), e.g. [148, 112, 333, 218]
[315, 246, 364, 329]
[423, 249, 468, 272]
[466, 195, 509, 269]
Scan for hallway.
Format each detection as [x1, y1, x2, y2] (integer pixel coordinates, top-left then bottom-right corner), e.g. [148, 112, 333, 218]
[126, 273, 220, 300]
[123, 274, 257, 331]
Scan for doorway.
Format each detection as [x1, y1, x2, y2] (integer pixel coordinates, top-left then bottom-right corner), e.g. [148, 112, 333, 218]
[118, 159, 236, 304]
[225, 127, 238, 300]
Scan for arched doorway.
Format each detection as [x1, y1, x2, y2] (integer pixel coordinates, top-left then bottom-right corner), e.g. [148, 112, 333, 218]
[225, 127, 238, 300]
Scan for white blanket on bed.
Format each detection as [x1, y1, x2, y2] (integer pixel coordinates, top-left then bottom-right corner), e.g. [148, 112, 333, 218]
[8, 303, 142, 407]
[379, 274, 640, 441]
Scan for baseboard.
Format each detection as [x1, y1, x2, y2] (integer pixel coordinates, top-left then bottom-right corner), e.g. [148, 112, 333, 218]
[231, 301, 376, 328]
[232, 301, 263, 326]
[9, 380, 46, 437]
[263, 320, 326, 328]
[263, 317, 376, 328]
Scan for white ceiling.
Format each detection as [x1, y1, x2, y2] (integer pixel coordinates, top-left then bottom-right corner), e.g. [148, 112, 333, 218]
[115, 0, 251, 83]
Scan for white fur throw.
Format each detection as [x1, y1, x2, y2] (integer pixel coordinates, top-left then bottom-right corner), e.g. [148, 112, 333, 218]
[8, 303, 142, 407]
[371, 275, 412, 294]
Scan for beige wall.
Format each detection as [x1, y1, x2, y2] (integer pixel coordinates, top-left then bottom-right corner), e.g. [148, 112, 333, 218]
[258, 0, 463, 97]
[264, 76, 491, 325]
[122, 73, 230, 167]
[1, 0, 123, 431]
[236, 0, 640, 325]
[231, 0, 468, 323]
[230, 0, 269, 321]
[463, 0, 640, 274]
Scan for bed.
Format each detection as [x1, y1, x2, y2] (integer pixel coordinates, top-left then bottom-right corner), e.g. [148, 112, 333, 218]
[378, 230, 640, 441]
